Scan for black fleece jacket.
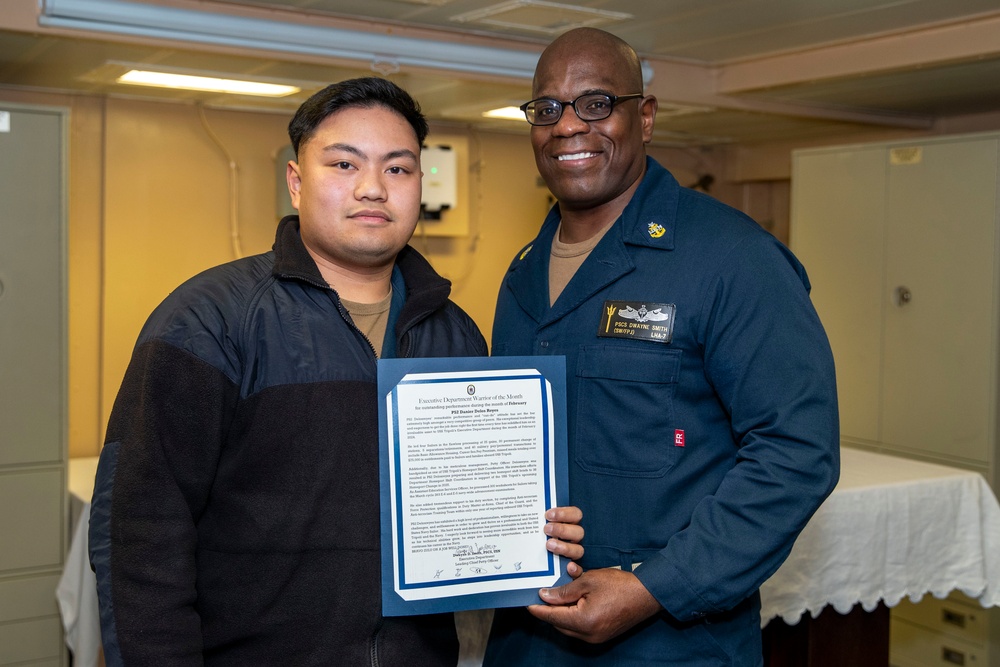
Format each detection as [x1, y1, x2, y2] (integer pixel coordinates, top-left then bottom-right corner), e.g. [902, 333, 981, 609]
[90, 217, 488, 666]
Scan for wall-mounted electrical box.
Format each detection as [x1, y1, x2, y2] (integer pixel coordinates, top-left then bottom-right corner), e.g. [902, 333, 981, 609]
[418, 133, 469, 237]
[420, 145, 456, 217]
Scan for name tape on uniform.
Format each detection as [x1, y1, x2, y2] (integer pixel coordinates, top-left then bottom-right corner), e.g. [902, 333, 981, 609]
[597, 301, 675, 343]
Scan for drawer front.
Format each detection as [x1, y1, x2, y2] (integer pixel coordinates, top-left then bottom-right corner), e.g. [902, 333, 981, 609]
[891, 618, 987, 667]
[0, 574, 61, 622]
[0, 468, 63, 571]
[0, 616, 63, 664]
[892, 596, 988, 644]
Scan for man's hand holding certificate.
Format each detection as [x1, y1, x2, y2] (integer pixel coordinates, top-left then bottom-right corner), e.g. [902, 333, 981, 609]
[378, 356, 576, 615]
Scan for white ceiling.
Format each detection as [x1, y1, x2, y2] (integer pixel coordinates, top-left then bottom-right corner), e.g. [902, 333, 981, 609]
[3, 0, 1000, 146]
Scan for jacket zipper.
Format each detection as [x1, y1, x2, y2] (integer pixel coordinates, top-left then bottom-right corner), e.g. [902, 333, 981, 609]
[369, 617, 383, 667]
[271, 271, 382, 359]
[330, 290, 382, 361]
[278, 271, 418, 360]
[332, 288, 405, 667]
[331, 290, 417, 361]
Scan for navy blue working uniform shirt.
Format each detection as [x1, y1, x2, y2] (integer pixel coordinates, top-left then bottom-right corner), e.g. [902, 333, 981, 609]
[486, 157, 839, 666]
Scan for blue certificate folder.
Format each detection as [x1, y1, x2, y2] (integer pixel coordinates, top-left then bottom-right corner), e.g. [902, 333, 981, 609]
[378, 355, 569, 616]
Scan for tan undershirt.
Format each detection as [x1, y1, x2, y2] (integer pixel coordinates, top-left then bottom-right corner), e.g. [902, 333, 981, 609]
[549, 219, 617, 306]
[341, 288, 392, 357]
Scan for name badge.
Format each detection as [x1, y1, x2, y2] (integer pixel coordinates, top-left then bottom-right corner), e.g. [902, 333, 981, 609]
[597, 301, 676, 343]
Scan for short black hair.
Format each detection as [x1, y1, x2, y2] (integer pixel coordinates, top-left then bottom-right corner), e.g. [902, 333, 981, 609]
[287, 77, 428, 157]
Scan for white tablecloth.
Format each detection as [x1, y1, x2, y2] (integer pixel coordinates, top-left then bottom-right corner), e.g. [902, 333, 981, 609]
[56, 456, 101, 667]
[760, 447, 1000, 625]
[55, 450, 1000, 654]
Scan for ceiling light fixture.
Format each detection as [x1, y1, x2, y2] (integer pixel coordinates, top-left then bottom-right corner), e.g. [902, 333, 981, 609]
[116, 70, 300, 96]
[482, 106, 527, 121]
[40, 0, 549, 81]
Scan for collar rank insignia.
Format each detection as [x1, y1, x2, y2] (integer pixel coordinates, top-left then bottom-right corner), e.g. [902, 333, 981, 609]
[598, 301, 676, 343]
[647, 222, 666, 238]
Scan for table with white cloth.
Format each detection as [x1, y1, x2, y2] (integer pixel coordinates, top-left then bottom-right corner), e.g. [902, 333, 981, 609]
[53, 449, 1000, 667]
[56, 456, 102, 667]
[760, 446, 1000, 666]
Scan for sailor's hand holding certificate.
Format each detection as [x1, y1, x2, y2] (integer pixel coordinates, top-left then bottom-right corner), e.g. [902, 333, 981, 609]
[378, 356, 576, 615]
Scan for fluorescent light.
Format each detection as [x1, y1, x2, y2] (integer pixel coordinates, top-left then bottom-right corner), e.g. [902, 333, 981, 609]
[42, 0, 655, 84]
[41, 0, 543, 80]
[117, 70, 300, 96]
[482, 106, 527, 121]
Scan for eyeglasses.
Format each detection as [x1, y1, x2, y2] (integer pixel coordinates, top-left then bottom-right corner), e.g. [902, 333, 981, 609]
[519, 92, 643, 126]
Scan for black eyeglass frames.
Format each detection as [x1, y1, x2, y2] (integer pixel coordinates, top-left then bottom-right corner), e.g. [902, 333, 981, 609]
[519, 92, 644, 126]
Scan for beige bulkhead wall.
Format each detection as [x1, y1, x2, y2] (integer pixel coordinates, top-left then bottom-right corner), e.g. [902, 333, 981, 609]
[0, 86, 789, 458]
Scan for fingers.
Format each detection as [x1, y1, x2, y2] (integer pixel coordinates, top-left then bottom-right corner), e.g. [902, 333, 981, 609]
[545, 537, 584, 561]
[536, 579, 585, 606]
[529, 569, 664, 644]
[566, 561, 583, 578]
[545, 506, 583, 524]
[544, 505, 585, 560]
[544, 520, 584, 544]
[526, 604, 589, 641]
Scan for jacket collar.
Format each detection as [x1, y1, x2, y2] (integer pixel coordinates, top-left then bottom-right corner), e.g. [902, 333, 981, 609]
[504, 157, 679, 325]
[621, 156, 678, 251]
[272, 215, 328, 287]
[393, 244, 453, 329]
[271, 215, 452, 322]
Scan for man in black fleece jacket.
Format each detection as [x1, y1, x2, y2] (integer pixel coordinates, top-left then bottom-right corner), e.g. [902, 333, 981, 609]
[89, 77, 583, 666]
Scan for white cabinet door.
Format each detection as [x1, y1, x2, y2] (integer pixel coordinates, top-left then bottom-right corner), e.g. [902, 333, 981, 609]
[0, 107, 65, 466]
[792, 134, 1000, 473]
[881, 138, 999, 463]
[0, 104, 67, 665]
[791, 146, 886, 445]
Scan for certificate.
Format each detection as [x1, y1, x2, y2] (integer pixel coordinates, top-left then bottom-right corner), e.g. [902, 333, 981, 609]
[378, 355, 569, 616]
